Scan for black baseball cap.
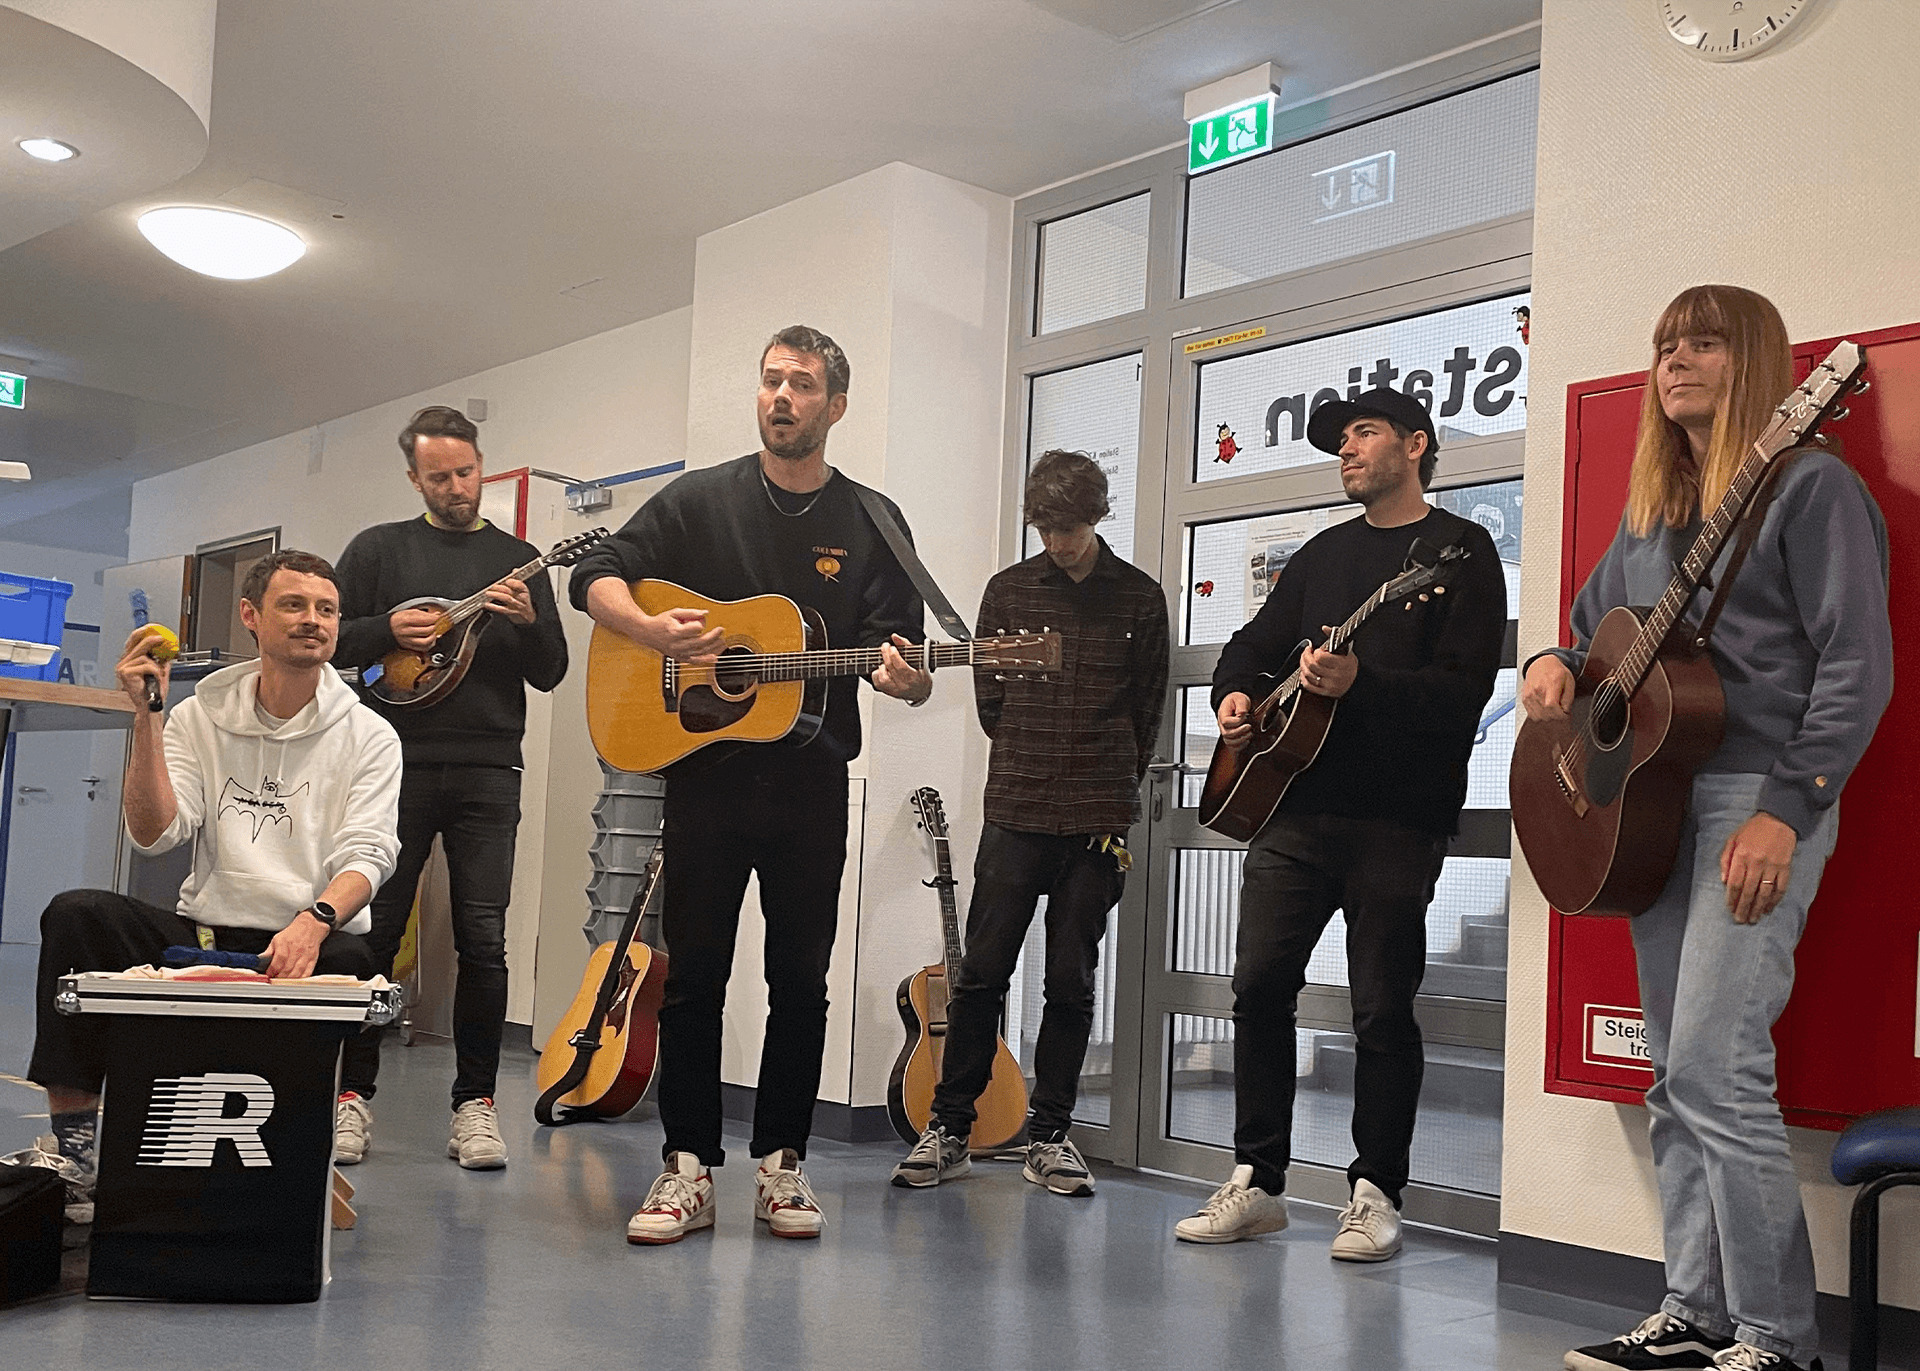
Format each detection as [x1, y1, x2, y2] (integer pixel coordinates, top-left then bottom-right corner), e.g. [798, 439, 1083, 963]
[1306, 387, 1439, 457]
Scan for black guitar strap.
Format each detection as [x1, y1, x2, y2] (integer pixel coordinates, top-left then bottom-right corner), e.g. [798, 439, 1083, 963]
[1689, 448, 1807, 650]
[852, 482, 972, 641]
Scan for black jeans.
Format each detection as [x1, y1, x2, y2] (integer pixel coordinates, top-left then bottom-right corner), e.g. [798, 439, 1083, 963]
[340, 764, 520, 1107]
[657, 752, 848, 1167]
[29, 888, 373, 1093]
[1232, 814, 1446, 1205]
[932, 824, 1124, 1140]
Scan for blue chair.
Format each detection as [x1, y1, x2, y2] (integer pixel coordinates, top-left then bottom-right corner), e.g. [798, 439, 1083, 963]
[1831, 1107, 1920, 1371]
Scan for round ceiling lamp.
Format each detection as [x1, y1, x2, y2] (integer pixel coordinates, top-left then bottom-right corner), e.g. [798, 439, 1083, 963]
[136, 206, 306, 280]
[18, 138, 79, 162]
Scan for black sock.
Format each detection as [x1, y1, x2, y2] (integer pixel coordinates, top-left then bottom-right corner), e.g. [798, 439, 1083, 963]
[50, 1109, 97, 1169]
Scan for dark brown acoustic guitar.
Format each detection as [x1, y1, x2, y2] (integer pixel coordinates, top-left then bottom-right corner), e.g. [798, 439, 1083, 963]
[369, 528, 606, 708]
[1197, 541, 1467, 842]
[1510, 341, 1867, 915]
[887, 786, 1029, 1152]
[534, 843, 668, 1125]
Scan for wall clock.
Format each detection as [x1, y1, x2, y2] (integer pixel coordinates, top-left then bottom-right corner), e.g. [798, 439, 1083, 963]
[1659, 1, 1822, 60]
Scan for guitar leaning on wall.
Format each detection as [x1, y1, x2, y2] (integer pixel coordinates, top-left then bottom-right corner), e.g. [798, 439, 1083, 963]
[534, 843, 668, 1125]
[585, 580, 1061, 775]
[1197, 540, 1468, 842]
[1509, 340, 1868, 915]
[886, 786, 1029, 1153]
[367, 528, 607, 709]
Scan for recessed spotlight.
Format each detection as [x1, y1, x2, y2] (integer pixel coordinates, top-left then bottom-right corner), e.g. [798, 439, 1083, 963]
[136, 206, 306, 280]
[18, 138, 78, 162]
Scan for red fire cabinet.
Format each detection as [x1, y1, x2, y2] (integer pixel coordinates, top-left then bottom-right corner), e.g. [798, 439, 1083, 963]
[1545, 319, 1920, 1128]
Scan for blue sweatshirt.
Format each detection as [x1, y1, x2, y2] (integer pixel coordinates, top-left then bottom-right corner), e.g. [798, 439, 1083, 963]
[1537, 449, 1893, 838]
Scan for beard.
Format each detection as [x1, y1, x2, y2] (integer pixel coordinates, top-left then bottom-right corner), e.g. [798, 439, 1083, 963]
[425, 490, 479, 528]
[760, 407, 832, 463]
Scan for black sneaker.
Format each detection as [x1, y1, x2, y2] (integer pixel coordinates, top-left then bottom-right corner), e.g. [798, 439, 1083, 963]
[1711, 1345, 1822, 1371]
[1565, 1311, 1735, 1370]
[890, 1125, 970, 1188]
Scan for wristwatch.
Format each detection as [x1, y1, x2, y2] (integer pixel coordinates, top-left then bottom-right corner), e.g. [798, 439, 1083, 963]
[306, 900, 338, 928]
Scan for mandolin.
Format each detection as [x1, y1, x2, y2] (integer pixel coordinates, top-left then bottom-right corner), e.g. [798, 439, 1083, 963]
[1198, 540, 1467, 842]
[584, 580, 1060, 774]
[886, 786, 1029, 1153]
[367, 528, 606, 709]
[534, 843, 668, 1125]
[1510, 341, 1868, 915]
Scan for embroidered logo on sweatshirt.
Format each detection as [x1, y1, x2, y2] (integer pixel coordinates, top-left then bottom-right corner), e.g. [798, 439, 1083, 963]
[217, 775, 312, 841]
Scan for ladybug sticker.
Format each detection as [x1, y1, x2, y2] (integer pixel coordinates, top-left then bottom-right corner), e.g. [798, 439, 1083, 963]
[1214, 423, 1238, 464]
[1195, 580, 1215, 597]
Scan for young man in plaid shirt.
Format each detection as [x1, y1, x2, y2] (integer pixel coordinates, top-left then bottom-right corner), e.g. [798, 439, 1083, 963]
[891, 449, 1168, 1196]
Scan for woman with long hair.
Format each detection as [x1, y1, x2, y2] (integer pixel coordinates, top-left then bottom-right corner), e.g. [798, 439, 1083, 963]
[1522, 284, 1893, 1371]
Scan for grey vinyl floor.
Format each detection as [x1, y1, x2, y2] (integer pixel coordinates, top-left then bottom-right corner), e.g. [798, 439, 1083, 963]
[0, 941, 1757, 1370]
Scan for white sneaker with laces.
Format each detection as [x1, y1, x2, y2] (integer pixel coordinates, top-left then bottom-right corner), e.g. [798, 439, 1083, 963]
[1712, 1344, 1820, 1371]
[448, 1098, 508, 1169]
[334, 1093, 372, 1165]
[1330, 1177, 1402, 1261]
[1173, 1163, 1288, 1243]
[626, 1152, 715, 1245]
[755, 1148, 825, 1238]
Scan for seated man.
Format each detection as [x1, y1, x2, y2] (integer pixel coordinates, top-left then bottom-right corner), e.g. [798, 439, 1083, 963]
[7, 550, 401, 1229]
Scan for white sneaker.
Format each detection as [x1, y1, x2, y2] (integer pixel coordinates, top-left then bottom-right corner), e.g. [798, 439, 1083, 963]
[1330, 1178, 1402, 1261]
[755, 1148, 825, 1239]
[1173, 1164, 1288, 1243]
[334, 1093, 372, 1165]
[626, 1152, 715, 1245]
[448, 1098, 508, 1170]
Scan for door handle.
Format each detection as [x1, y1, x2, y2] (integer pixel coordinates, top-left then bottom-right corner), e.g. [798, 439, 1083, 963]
[17, 785, 46, 793]
[1145, 761, 1192, 778]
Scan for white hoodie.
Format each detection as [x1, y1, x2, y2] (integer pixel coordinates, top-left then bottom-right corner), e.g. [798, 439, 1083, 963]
[134, 660, 402, 936]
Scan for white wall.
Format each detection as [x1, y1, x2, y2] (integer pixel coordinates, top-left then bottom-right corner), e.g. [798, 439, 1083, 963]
[127, 306, 694, 1023]
[683, 162, 1013, 1105]
[1508, 0, 1920, 1309]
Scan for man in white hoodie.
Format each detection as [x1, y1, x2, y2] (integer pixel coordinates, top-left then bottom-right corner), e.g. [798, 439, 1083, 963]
[13, 550, 402, 1229]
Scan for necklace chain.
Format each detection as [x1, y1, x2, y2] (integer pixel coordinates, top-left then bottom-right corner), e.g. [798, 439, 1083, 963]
[761, 464, 830, 518]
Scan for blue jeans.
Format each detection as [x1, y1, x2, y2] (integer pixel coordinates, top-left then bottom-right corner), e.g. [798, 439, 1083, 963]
[1632, 772, 1840, 1364]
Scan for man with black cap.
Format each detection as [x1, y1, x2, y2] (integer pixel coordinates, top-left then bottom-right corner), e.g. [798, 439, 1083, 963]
[1172, 388, 1505, 1259]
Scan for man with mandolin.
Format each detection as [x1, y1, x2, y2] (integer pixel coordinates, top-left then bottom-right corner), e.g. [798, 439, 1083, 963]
[331, 404, 571, 1172]
[572, 325, 932, 1245]
[889, 450, 1168, 1196]
[1519, 287, 1891, 1371]
[1175, 387, 1504, 1259]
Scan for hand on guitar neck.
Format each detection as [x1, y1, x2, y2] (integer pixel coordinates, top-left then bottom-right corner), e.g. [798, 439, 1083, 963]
[1217, 636, 1358, 753]
[389, 577, 536, 650]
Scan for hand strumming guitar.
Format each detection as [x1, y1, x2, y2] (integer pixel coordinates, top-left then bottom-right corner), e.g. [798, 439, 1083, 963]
[1216, 692, 1253, 752]
[584, 577, 725, 660]
[1520, 655, 1575, 721]
[390, 604, 444, 653]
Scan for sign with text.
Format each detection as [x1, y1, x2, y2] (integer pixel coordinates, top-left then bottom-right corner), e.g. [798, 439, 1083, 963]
[0, 371, 24, 410]
[1583, 1005, 1653, 1071]
[1189, 95, 1275, 175]
[1195, 291, 1530, 483]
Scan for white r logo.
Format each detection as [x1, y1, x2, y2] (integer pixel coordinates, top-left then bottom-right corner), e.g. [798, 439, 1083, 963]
[137, 1072, 275, 1168]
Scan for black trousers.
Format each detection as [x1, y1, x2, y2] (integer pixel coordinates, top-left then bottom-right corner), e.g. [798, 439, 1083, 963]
[932, 824, 1123, 1140]
[1232, 814, 1446, 1205]
[657, 751, 848, 1167]
[29, 888, 373, 1094]
[340, 763, 520, 1107]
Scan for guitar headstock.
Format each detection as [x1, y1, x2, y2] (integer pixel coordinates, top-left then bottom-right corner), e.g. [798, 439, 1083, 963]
[974, 632, 1062, 673]
[1763, 340, 1868, 456]
[1386, 540, 1467, 601]
[546, 528, 610, 567]
[910, 786, 949, 840]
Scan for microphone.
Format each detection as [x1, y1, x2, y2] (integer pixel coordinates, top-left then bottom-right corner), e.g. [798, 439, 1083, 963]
[142, 625, 180, 712]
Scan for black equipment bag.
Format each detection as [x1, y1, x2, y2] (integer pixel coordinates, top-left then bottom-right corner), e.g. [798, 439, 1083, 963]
[0, 1161, 63, 1306]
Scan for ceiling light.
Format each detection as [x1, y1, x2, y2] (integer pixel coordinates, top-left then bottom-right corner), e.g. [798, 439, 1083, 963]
[136, 206, 306, 280]
[18, 138, 78, 162]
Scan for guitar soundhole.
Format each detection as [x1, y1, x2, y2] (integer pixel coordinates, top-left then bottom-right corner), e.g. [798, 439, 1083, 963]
[709, 645, 760, 700]
[1589, 681, 1629, 751]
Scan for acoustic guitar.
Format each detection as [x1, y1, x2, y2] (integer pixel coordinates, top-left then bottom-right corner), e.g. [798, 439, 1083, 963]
[534, 843, 668, 1125]
[585, 580, 1061, 774]
[887, 786, 1030, 1152]
[367, 528, 607, 708]
[1510, 341, 1867, 915]
[1198, 540, 1467, 842]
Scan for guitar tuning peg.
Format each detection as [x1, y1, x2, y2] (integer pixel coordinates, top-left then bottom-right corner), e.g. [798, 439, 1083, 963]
[1418, 593, 1430, 602]
[1812, 432, 1831, 445]
[1433, 585, 1445, 594]
[1854, 379, 1872, 395]
[1831, 407, 1851, 422]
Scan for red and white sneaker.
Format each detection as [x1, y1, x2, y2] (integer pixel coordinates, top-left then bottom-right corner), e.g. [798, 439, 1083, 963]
[754, 1148, 825, 1239]
[626, 1152, 715, 1245]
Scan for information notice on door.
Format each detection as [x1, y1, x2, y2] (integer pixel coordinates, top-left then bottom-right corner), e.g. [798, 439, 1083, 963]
[1583, 1005, 1652, 1071]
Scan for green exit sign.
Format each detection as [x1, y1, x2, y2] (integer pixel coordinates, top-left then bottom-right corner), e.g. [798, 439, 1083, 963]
[1189, 94, 1275, 175]
[0, 372, 22, 410]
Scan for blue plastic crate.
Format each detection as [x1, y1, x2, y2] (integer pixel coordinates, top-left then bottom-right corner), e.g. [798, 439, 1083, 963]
[0, 573, 75, 681]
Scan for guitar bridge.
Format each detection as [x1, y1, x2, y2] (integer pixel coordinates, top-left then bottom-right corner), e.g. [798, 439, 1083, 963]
[660, 656, 678, 714]
[1551, 746, 1591, 818]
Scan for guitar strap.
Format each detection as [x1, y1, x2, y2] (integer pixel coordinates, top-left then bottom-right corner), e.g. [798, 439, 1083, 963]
[852, 483, 972, 641]
[1688, 447, 1807, 650]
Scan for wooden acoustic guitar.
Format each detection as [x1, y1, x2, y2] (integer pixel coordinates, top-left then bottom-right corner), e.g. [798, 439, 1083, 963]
[368, 528, 606, 708]
[585, 580, 1061, 774]
[1511, 341, 1868, 915]
[887, 786, 1029, 1151]
[534, 843, 668, 1125]
[1198, 541, 1467, 842]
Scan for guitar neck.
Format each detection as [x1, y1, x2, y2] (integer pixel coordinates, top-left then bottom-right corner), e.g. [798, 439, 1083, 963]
[1259, 579, 1393, 711]
[438, 550, 558, 629]
[929, 835, 964, 982]
[686, 639, 985, 683]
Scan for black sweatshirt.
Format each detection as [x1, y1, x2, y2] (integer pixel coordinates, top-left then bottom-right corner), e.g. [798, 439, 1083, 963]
[1210, 506, 1506, 836]
[334, 517, 570, 768]
[567, 454, 923, 765]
